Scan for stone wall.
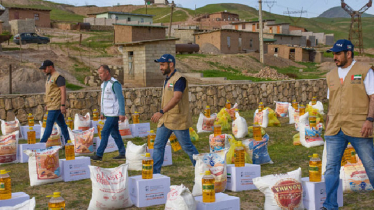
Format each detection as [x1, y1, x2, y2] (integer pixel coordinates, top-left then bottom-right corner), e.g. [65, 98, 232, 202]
[9, 19, 35, 35]
[84, 65, 124, 86]
[0, 79, 327, 125]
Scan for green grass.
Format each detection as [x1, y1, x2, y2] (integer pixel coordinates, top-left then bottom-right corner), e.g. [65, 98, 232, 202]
[271, 62, 326, 79]
[176, 53, 207, 58]
[2, 47, 20, 51]
[66, 82, 83, 91]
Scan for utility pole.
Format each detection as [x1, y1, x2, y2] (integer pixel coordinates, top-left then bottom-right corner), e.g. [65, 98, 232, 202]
[259, 0, 264, 64]
[9, 65, 12, 94]
[168, 1, 175, 38]
[145, 1, 148, 14]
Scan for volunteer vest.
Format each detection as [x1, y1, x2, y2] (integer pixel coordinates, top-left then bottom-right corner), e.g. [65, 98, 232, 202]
[45, 71, 62, 111]
[326, 62, 372, 138]
[158, 71, 192, 130]
[101, 77, 120, 117]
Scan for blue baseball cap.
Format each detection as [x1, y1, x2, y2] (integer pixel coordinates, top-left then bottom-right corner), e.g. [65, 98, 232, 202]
[327, 39, 354, 53]
[154, 54, 175, 64]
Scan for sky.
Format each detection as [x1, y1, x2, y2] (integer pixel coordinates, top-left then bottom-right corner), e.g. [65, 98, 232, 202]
[52, 0, 374, 18]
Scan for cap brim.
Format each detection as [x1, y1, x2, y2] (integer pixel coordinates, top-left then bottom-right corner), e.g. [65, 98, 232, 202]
[154, 59, 159, 63]
[326, 47, 342, 53]
[39, 66, 46, 69]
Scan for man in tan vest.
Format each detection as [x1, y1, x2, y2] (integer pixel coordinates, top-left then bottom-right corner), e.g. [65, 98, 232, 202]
[151, 54, 199, 174]
[324, 40, 374, 210]
[39, 60, 71, 145]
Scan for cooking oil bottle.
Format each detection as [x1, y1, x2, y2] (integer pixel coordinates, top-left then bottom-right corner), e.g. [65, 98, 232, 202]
[253, 122, 262, 141]
[213, 124, 221, 137]
[132, 112, 140, 124]
[27, 127, 36, 144]
[225, 100, 231, 109]
[97, 120, 104, 139]
[258, 102, 264, 112]
[202, 170, 215, 203]
[142, 153, 153, 179]
[348, 143, 357, 164]
[0, 170, 11, 200]
[42, 111, 48, 128]
[292, 100, 298, 110]
[204, 106, 211, 118]
[92, 109, 99, 121]
[28, 113, 34, 127]
[309, 113, 317, 129]
[299, 105, 306, 116]
[309, 154, 322, 182]
[147, 130, 156, 149]
[65, 140, 75, 161]
[234, 141, 245, 167]
[311, 96, 317, 105]
[47, 192, 65, 210]
[169, 133, 182, 152]
[66, 117, 74, 130]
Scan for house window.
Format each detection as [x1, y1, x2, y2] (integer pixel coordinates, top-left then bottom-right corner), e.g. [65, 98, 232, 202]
[141, 18, 144, 23]
[128, 51, 134, 79]
[242, 24, 246, 29]
[250, 39, 253, 48]
[239, 37, 242, 48]
[290, 49, 295, 53]
[128, 17, 131, 21]
[275, 48, 278, 53]
[34, 13, 39, 20]
[269, 27, 273, 33]
[316, 39, 319, 45]
[227, 36, 231, 48]
[257, 24, 259, 29]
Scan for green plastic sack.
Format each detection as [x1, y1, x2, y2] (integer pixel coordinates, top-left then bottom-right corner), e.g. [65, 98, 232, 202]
[293, 133, 301, 145]
[247, 126, 266, 138]
[189, 127, 199, 141]
[226, 134, 252, 164]
[266, 107, 281, 127]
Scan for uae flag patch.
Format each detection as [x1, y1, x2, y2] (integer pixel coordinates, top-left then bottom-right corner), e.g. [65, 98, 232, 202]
[351, 74, 362, 84]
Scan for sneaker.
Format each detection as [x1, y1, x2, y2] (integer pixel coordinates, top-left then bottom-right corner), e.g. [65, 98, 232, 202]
[113, 154, 126, 160]
[90, 155, 102, 161]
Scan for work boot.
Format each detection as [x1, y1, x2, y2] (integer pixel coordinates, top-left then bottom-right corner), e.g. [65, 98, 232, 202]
[90, 155, 102, 161]
[113, 154, 126, 160]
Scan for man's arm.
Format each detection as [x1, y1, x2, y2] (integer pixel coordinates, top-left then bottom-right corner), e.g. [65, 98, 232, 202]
[56, 76, 66, 114]
[162, 91, 183, 113]
[113, 82, 126, 122]
[361, 94, 374, 137]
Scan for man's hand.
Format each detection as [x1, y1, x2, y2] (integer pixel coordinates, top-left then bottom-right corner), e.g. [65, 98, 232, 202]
[361, 121, 373, 137]
[61, 106, 66, 114]
[119, 115, 126, 122]
[45, 106, 48, 111]
[151, 112, 163, 123]
[100, 115, 104, 120]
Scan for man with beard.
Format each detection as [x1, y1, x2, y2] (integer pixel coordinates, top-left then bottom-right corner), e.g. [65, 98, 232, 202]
[151, 54, 199, 174]
[323, 40, 374, 210]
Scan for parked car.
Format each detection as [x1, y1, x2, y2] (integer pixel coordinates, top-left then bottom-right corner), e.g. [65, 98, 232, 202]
[13, 33, 50, 45]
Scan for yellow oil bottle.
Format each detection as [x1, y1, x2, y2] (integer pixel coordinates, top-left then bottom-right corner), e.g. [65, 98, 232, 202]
[234, 141, 245, 167]
[47, 192, 65, 210]
[202, 170, 215, 203]
[225, 100, 231, 109]
[312, 96, 317, 105]
[27, 127, 36, 144]
[213, 125, 221, 137]
[292, 100, 298, 110]
[169, 133, 182, 152]
[348, 143, 357, 164]
[309, 154, 322, 182]
[204, 106, 211, 118]
[66, 117, 74, 130]
[0, 170, 11, 200]
[28, 113, 34, 127]
[253, 123, 262, 141]
[299, 105, 306, 116]
[309, 114, 317, 129]
[42, 111, 48, 128]
[132, 112, 140, 124]
[147, 130, 156, 149]
[142, 153, 153, 179]
[92, 109, 99, 121]
[258, 102, 264, 112]
[65, 140, 75, 161]
[97, 120, 104, 139]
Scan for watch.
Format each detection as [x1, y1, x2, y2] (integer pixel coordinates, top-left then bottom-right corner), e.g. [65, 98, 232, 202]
[160, 109, 164, 114]
[61, 104, 65, 107]
[367, 117, 374, 122]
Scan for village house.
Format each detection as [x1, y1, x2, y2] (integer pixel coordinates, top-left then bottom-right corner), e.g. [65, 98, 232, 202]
[0, 7, 51, 29]
[87, 11, 153, 23]
[114, 24, 166, 43]
[267, 44, 318, 62]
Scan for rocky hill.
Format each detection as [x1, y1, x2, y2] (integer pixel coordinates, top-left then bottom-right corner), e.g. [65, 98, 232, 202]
[318, 6, 374, 18]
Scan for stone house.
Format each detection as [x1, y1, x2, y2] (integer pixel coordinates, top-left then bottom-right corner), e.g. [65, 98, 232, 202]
[173, 28, 206, 44]
[267, 44, 317, 62]
[263, 33, 303, 46]
[114, 24, 167, 44]
[209, 11, 239, 22]
[2, 7, 51, 28]
[198, 11, 239, 29]
[87, 11, 153, 23]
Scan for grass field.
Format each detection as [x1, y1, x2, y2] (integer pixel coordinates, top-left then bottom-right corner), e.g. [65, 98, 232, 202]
[4, 108, 374, 209]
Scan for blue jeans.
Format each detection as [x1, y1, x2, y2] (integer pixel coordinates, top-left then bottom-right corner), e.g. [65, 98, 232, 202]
[153, 125, 199, 174]
[324, 130, 374, 210]
[40, 110, 70, 144]
[96, 117, 126, 157]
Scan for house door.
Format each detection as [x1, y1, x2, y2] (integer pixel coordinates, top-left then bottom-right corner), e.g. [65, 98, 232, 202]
[235, 25, 238, 30]
[14, 12, 19, 19]
[269, 27, 273, 33]
[252, 24, 256, 32]
[277, 26, 280, 34]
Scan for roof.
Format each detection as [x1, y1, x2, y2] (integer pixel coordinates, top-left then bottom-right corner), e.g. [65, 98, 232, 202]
[268, 44, 316, 50]
[267, 23, 290, 26]
[115, 38, 179, 46]
[113, 23, 167, 28]
[210, 11, 239, 16]
[230, 19, 276, 25]
[193, 29, 258, 35]
[272, 33, 302, 37]
[8, 7, 51, 12]
[88, 11, 154, 17]
[263, 38, 277, 42]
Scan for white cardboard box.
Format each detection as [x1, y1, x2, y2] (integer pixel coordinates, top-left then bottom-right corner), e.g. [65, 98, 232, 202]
[130, 123, 150, 137]
[93, 136, 119, 153]
[226, 164, 261, 192]
[195, 193, 240, 210]
[59, 157, 91, 182]
[129, 174, 170, 208]
[0, 192, 30, 207]
[302, 177, 343, 210]
[20, 125, 41, 140]
[147, 145, 172, 166]
[18, 143, 46, 163]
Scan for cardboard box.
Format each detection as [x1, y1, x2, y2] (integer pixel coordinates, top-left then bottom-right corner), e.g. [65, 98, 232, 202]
[226, 164, 261, 192]
[20, 125, 41, 140]
[129, 174, 170, 208]
[302, 177, 343, 210]
[130, 123, 150, 137]
[147, 145, 172, 166]
[93, 136, 118, 153]
[18, 143, 46, 163]
[0, 192, 30, 207]
[59, 157, 91, 182]
[195, 193, 240, 210]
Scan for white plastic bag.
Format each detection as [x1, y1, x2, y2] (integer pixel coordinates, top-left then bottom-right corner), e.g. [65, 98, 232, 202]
[40, 121, 63, 148]
[1, 118, 21, 138]
[68, 127, 95, 156]
[232, 112, 248, 138]
[254, 109, 269, 128]
[74, 113, 91, 131]
[209, 134, 230, 153]
[88, 164, 133, 209]
[165, 184, 197, 210]
[288, 104, 295, 124]
[25, 146, 62, 186]
[322, 141, 327, 174]
[197, 113, 217, 133]
[192, 150, 228, 196]
[0, 197, 36, 210]
[119, 119, 132, 139]
[340, 161, 374, 192]
[275, 101, 289, 118]
[308, 101, 324, 115]
[125, 141, 147, 171]
[299, 112, 324, 148]
[0, 131, 19, 165]
[253, 168, 304, 210]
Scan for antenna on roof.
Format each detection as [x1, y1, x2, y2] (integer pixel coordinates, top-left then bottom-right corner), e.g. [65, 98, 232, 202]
[283, 7, 307, 25]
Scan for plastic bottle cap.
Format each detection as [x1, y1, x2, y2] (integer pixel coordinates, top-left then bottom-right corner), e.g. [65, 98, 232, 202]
[68, 117, 72, 120]
[259, 102, 263, 105]
[67, 140, 72, 144]
[226, 100, 230, 102]
[313, 96, 316, 98]
[46, 111, 48, 114]
[28, 113, 32, 116]
[145, 153, 151, 157]
[94, 109, 97, 111]
[312, 154, 319, 158]
[29, 127, 33, 130]
[235, 109, 239, 112]
[135, 112, 139, 114]
[206, 106, 210, 108]
[189, 127, 193, 131]
[204, 171, 211, 176]
[0, 170, 10, 175]
[47, 192, 61, 198]
[149, 130, 154, 133]
[292, 100, 296, 102]
[237, 141, 243, 146]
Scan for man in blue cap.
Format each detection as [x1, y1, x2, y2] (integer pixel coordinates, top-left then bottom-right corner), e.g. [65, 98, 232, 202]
[324, 39, 374, 209]
[151, 54, 199, 174]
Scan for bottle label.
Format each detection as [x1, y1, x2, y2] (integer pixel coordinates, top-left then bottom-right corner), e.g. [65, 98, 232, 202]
[0, 182, 4, 191]
[202, 184, 214, 191]
[142, 164, 153, 170]
[351, 151, 356, 156]
[309, 166, 319, 172]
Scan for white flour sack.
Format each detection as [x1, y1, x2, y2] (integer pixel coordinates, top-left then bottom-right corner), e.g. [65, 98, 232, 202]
[192, 150, 228, 196]
[40, 122, 63, 148]
[1, 118, 21, 138]
[208, 134, 231, 153]
[196, 113, 217, 133]
[125, 141, 147, 171]
[275, 101, 289, 118]
[288, 105, 295, 124]
[0, 131, 19, 165]
[88, 164, 133, 210]
[253, 168, 304, 210]
[69, 127, 95, 156]
[340, 160, 374, 192]
[165, 184, 197, 210]
[119, 119, 132, 139]
[232, 112, 248, 138]
[254, 109, 269, 128]
[74, 113, 91, 131]
[299, 112, 324, 148]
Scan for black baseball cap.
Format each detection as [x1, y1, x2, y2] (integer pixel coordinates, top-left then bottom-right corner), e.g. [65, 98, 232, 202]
[39, 60, 54, 69]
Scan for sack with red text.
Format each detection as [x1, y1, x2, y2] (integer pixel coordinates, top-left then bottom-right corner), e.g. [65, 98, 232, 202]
[165, 184, 197, 210]
[254, 109, 269, 128]
[0, 131, 19, 165]
[40, 122, 63, 148]
[69, 127, 95, 156]
[1, 118, 21, 138]
[74, 113, 91, 131]
[197, 113, 217, 133]
[299, 112, 324, 148]
[88, 164, 133, 209]
[119, 119, 132, 139]
[275, 101, 290, 118]
[340, 160, 374, 192]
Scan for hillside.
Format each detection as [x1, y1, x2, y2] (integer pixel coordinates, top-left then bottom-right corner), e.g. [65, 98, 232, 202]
[318, 6, 374, 18]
